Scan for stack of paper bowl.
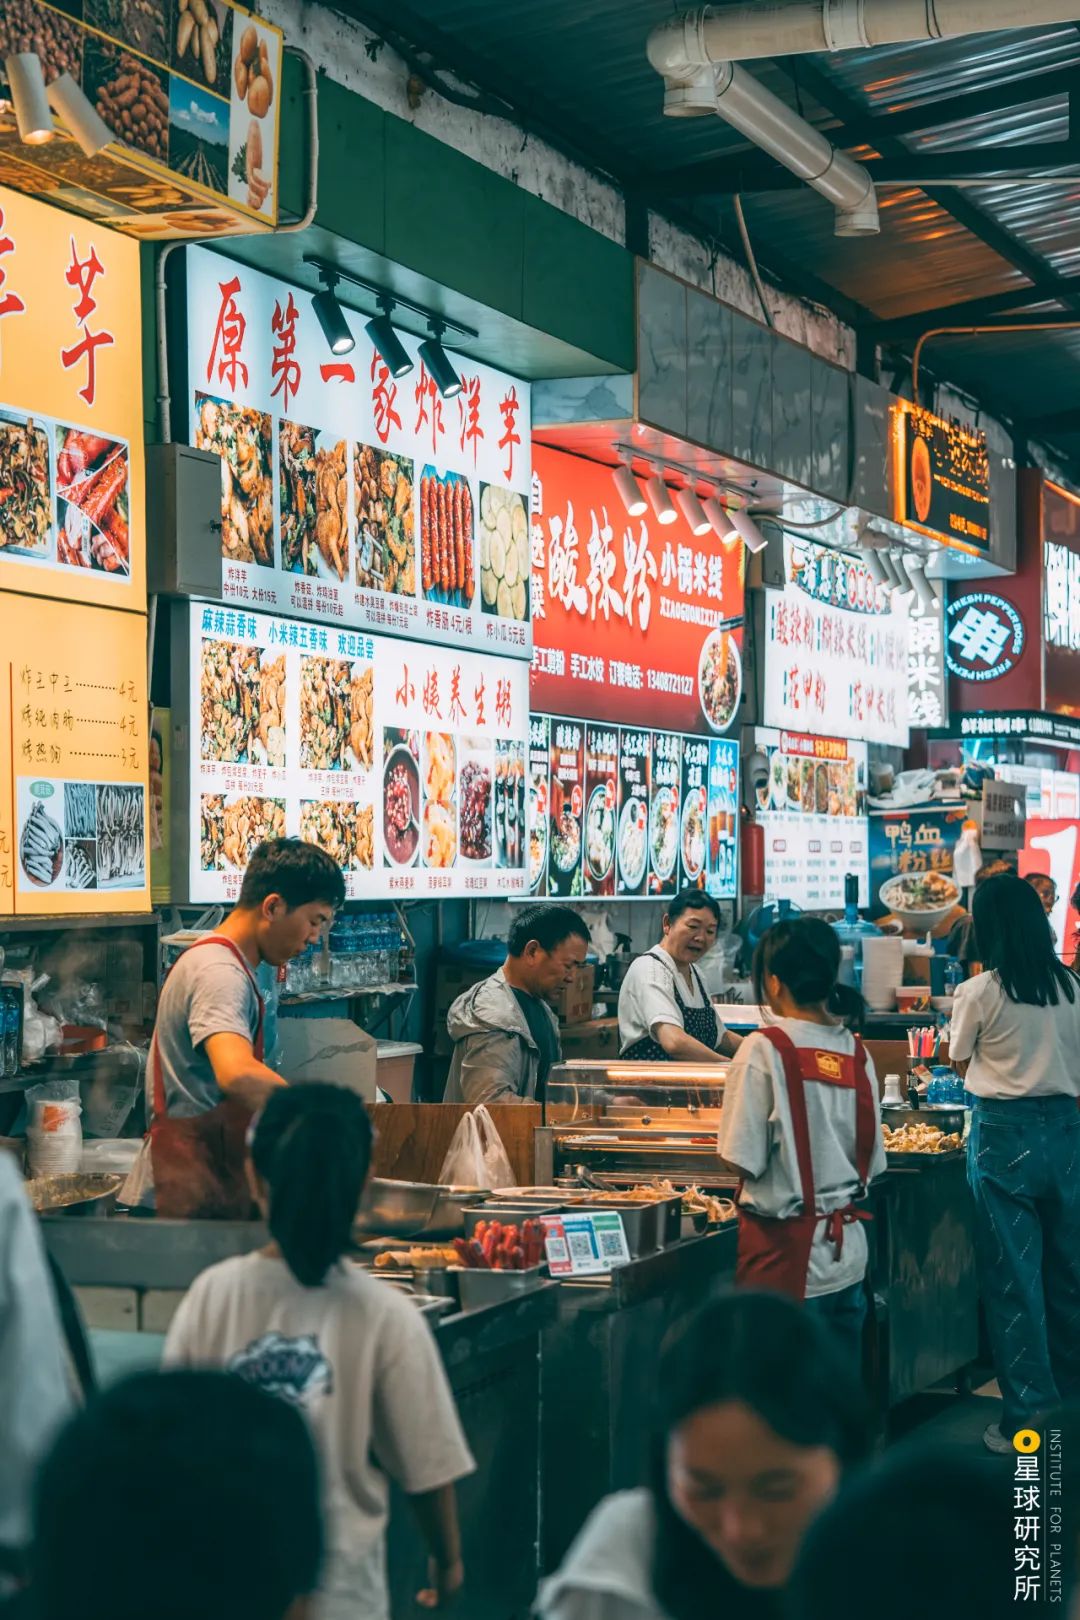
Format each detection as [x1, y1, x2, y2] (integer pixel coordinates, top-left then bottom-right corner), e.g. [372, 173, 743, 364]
[861, 935, 904, 1012]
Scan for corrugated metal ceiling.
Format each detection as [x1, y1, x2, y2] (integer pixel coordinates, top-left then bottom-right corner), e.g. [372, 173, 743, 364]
[340, 0, 1080, 461]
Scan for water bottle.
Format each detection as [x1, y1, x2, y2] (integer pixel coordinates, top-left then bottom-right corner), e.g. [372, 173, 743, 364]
[944, 959, 964, 997]
[329, 923, 349, 990]
[2, 995, 19, 1078]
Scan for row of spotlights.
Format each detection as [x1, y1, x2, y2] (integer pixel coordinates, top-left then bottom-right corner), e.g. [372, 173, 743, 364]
[311, 271, 462, 399]
[859, 535, 936, 613]
[614, 461, 767, 552]
[7, 53, 114, 155]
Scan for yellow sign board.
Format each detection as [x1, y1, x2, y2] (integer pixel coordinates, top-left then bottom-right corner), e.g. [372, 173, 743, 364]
[0, 592, 150, 916]
[0, 184, 145, 607]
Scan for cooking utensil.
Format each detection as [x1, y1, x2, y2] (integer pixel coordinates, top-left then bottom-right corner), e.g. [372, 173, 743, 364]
[25, 1172, 123, 1217]
[354, 1178, 439, 1238]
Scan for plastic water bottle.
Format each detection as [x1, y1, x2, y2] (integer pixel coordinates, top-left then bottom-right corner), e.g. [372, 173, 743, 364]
[2, 995, 19, 1078]
[944, 959, 964, 997]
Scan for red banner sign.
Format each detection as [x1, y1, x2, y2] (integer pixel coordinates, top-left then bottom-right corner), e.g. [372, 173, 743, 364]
[530, 446, 746, 734]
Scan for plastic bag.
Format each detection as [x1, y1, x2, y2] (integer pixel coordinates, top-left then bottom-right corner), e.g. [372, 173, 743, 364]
[438, 1104, 515, 1190]
[25, 1079, 82, 1177]
[118, 1135, 155, 1209]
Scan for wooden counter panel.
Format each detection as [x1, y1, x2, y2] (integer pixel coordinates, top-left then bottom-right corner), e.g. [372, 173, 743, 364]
[369, 1103, 540, 1186]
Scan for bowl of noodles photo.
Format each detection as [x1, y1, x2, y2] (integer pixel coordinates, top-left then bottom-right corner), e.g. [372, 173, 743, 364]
[878, 870, 961, 931]
[697, 630, 742, 734]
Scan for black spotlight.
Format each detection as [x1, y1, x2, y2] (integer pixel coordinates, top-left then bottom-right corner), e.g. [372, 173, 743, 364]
[418, 321, 462, 399]
[310, 271, 354, 356]
[365, 299, 413, 379]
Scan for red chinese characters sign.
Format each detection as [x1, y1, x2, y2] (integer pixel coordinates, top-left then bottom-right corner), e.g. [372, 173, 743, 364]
[530, 445, 746, 734]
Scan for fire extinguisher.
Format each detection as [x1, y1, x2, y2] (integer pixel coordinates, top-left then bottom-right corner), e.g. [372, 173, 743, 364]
[740, 807, 764, 896]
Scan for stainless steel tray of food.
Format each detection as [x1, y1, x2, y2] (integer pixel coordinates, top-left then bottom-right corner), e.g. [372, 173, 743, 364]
[25, 1173, 124, 1217]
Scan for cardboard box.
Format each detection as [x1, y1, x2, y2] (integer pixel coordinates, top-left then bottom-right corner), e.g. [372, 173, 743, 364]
[550, 964, 596, 1027]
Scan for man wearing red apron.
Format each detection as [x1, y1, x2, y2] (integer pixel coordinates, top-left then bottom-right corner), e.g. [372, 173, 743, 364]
[719, 1024, 886, 1367]
[148, 839, 344, 1218]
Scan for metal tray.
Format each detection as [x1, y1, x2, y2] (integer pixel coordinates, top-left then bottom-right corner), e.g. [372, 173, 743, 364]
[462, 1204, 560, 1239]
[886, 1149, 966, 1165]
[25, 1172, 123, 1217]
[457, 1264, 547, 1311]
[561, 1192, 682, 1254]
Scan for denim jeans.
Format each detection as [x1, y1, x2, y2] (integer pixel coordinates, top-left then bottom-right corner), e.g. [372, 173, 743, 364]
[804, 1279, 867, 1374]
[968, 1095, 1080, 1434]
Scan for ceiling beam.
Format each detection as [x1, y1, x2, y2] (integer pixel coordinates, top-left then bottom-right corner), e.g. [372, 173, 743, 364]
[661, 143, 1080, 195]
[869, 282, 1080, 336]
[778, 58, 1080, 317]
[1024, 404, 1080, 433]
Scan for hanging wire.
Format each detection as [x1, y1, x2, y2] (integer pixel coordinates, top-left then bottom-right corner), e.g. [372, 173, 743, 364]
[734, 194, 775, 329]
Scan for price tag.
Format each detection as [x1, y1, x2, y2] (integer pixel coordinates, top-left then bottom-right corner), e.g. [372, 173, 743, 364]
[541, 1211, 631, 1276]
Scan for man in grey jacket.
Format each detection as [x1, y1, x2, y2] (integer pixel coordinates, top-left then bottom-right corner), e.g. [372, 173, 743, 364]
[443, 907, 591, 1105]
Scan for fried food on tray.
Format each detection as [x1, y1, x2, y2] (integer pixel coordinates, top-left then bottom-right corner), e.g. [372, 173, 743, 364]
[883, 1123, 963, 1153]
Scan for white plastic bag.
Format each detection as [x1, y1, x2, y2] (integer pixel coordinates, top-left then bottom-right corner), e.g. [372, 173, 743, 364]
[438, 1104, 515, 1190]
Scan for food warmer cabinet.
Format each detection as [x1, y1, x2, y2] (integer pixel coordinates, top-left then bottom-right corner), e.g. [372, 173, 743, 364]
[535, 1061, 735, 1188]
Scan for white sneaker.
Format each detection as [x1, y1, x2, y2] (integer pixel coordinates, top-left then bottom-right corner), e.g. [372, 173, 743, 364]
[983, 1423, 1013, 1455]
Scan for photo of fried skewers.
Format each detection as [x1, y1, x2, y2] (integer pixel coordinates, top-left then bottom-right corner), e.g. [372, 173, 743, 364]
[200, 793, 285, 871]
[354, 443, 414, 596]
[0, 411, 52, 556]
[421, 467, 474, 608]
[279, 419, 317, 576]
[299, 801, 373, 871]
[194, 394, 273, 567]
[55, 427, 130, 574]
[314, 437, 348, 581]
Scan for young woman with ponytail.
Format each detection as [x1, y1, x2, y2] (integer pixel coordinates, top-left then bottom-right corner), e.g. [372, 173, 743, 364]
[163, 1083, 474, 1620]
[717, 919, 886, 1368]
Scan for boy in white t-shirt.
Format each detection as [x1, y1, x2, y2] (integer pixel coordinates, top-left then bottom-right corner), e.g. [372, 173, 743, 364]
[164, 1083, 474, 1620]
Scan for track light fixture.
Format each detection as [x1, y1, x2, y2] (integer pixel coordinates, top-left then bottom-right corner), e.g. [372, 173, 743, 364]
[646, 475, 678, 526]
[310, 269, 355, 357]
[902, 553, 937, 614]
[889, 550, 915, 606]
[418, 321, 463, 400]
[676, 485, 711, 537]
[860, 545, 890, 589]
[730, 510, 769, 554]
[45, 71, 113, 156]
[612, 462, 647, 517]
[6, 53, 53, 144]
[366, 298, 413, 380]
[703, 497, 736, 543]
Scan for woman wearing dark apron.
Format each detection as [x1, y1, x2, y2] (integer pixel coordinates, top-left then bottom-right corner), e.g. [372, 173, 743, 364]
[618, 890, 740, 1062]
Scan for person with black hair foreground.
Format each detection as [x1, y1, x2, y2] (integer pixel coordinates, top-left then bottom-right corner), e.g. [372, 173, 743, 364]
[717, 918, 885, 1366]
[536, 1293, 869, 1620]
[29, 1369, 322, 1620]
[164, 1083, 474, 1620]
[618, 890, 740, 1062]
[443, 905, 590, 1105]
[789, 1442, 1016, 1620]
[950, 873, 1080, 1454]
[144, 838, 345, 1217]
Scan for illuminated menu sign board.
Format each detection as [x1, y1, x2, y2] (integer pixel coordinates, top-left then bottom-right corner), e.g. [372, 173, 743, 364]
[0, 185, 145, 608]
[186, 247, 531, 658]
[529, 445, 746, 734]
[893, 402, 990, 553]
[529, 715, 738, 901]
[176, 602, 529, 904]
[754, 728, 868, 910]
[0, 596, 150, 916]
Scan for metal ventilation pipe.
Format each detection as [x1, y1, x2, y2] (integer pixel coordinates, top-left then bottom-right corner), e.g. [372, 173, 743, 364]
[647, 0, 1080, 68]
[647, 0, 1079, 233]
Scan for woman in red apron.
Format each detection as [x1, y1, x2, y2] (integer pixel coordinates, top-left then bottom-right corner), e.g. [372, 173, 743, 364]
[141, 839, 344, 1219]
[718, 917, 886, 1369]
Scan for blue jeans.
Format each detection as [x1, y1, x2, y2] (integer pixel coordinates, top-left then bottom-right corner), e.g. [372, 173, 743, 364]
[968, 1095, 1080, 1433]
[805, 1279, 867, 1373]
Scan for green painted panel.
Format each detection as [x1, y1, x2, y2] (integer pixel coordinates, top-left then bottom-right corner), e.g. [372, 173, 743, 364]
[383, 117, 524, 318]
[523, 205, 633, 373]
[278, 60, 385, 249]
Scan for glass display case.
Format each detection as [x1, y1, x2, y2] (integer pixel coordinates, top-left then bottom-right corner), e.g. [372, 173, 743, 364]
[539, 1060, 733, 1186]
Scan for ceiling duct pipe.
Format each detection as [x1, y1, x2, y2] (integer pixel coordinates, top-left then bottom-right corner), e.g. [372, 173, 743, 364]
[648, 0, 1080, 233]
[647, 1, 1080, 70]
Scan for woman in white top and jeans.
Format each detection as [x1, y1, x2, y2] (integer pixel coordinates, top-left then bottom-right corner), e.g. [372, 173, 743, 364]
[950, 873, 1080, 1454]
